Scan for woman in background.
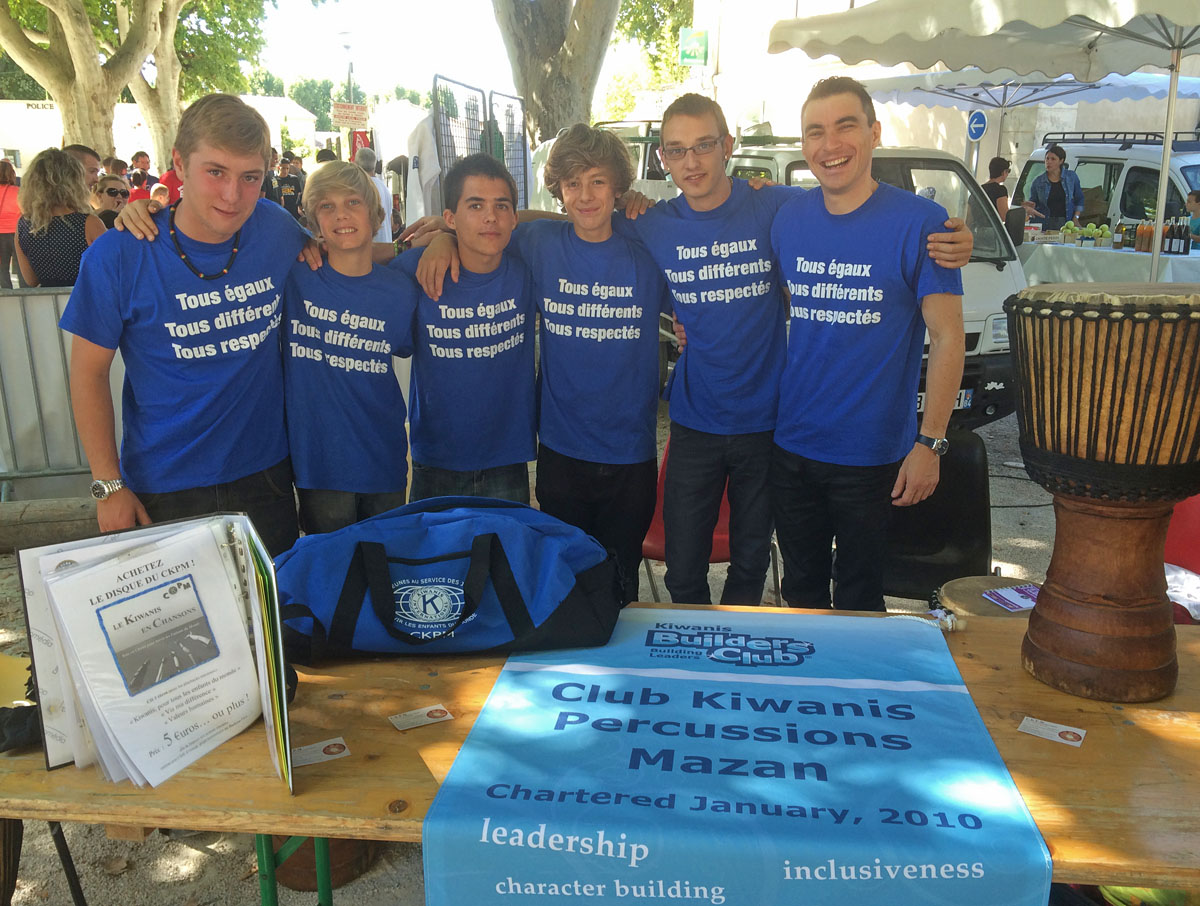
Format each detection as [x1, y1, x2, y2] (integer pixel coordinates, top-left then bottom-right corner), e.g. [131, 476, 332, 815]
[1023, 144, 1083, 231]
[981, 156, 1011, 219]
[0, 159, 21, 288]
[15, 148, 104, 287]
[91, 174, 130, 229]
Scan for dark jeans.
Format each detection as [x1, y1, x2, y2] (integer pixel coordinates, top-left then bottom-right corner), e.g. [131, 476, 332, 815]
[535, 444, 657, 606]
[663, 422, 774, 605]
[297, 488, 408, 535]
[409, 461, 530, 504]
[136, 457, 299, 558]
[769, 445, 901, 612]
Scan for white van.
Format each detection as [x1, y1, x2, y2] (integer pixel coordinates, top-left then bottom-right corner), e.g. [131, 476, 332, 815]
[1012, 131, 1200, 227]
[729, 139, 1025, 430]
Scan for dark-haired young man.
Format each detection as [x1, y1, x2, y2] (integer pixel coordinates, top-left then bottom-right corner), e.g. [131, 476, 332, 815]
[63, 144, 101, 189]
[390, 153, 536, 503]
[769, 76, 965, 612]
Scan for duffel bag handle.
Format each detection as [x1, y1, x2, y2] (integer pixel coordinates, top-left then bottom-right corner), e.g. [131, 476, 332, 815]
[354, 533, 536, 647]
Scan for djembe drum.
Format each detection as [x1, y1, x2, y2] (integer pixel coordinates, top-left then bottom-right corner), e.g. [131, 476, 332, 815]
[1005, 283, 1200, 702]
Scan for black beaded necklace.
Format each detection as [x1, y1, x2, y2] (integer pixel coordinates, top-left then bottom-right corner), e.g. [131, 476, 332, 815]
[168, 200, 240, 280]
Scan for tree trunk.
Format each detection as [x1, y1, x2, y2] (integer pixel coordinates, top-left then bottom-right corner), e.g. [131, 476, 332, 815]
[123, 1, 186, 174]
[493, 0, 620, 145]
[0, 0, 164, 156]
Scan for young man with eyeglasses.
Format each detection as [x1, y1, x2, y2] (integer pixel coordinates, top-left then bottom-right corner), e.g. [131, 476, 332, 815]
[408, 92, 972, 606]
[609, 93, 972, 607]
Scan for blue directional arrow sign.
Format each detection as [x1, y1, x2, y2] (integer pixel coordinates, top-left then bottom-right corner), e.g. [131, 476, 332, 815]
[967, 110, 988, 142]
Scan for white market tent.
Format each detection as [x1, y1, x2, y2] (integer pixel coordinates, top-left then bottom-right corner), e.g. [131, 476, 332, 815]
[768, 1, 1200, 281]
[857, 68, 1200, 158]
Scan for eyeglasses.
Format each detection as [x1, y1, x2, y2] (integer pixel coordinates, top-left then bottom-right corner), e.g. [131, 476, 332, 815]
[660, 139, 724, 162]
[104, 188, 130, 198]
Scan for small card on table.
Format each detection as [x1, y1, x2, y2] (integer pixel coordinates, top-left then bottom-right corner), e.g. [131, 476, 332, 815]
[1018, 716, 1086, 747]
[388, 704, 454, 732]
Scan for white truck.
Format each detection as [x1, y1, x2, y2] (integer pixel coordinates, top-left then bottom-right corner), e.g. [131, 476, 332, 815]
[729, 138, 1026, 429]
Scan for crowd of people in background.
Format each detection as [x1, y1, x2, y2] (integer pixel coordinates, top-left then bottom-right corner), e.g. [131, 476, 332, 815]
[1, 138, 401, 289]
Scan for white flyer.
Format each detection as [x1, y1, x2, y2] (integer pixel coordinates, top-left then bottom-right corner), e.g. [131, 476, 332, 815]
[44, 524, 262, 787]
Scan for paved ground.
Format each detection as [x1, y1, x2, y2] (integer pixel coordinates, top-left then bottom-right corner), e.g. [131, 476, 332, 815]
[0, 411, 1055, 905]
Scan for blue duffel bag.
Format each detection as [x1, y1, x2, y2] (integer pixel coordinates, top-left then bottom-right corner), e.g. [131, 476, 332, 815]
[276, 497, 622, 664]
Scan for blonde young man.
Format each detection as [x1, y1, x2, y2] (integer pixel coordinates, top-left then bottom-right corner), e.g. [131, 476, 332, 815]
[61, 93, 314, 555]
[282, 161, 415, 533]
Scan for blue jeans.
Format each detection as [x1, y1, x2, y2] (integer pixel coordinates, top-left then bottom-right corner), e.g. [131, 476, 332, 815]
[535, 444, 656, 606]
[136, 457, 299, 557]
[662, 422, 774, 605]
[769, 445, 901, 612]
[297, 488, 409, 535]
[408, 461, 530, 504]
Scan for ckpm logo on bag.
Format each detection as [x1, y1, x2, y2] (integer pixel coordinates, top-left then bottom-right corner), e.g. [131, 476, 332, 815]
[392, 577, 465, 632]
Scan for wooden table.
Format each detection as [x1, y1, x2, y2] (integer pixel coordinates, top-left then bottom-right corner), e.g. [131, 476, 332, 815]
[1, 610, 1197, 891]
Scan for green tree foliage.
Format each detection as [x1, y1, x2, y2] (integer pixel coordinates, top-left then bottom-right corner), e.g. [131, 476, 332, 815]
[394, 86, 431, 107]
[615, 0, 692, 86]
[289, 78, 334, 131]
[249, 68, 286, 97]
[0, 51, 45, 100]
[174, 0, 270, 99]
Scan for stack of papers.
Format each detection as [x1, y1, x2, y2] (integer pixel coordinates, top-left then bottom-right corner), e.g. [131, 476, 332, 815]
[19, 515, 292, 789]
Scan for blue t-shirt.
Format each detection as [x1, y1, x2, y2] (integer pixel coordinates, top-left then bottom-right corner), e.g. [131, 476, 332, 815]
[614, 179, 795, 435]
[389, 249, 536, 471]
[282, 262, 416, 493]
[59, 199, 307, 493]
[771, 183, 964, 466]
[511, 220, 669, 464]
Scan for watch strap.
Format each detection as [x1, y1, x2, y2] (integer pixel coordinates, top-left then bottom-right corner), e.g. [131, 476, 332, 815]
[916, 434, 949, 455]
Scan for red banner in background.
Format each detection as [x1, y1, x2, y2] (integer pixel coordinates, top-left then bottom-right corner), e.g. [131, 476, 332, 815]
[350, 131, 370, 159]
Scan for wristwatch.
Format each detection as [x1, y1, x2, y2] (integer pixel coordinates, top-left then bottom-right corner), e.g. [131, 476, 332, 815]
[89, 478, 126, 500]
[916, 434, 950, 456]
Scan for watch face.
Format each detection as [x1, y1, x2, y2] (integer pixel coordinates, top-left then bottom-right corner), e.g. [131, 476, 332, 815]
[934, 438, 950, 455]
[90, 480, 107, 500]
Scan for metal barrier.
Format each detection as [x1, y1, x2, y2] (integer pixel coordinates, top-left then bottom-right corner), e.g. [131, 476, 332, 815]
[0, 288, 123, 501]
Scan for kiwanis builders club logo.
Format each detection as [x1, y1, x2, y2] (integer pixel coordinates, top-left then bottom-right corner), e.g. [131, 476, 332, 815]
[645, 622, 816, 667]
[392, 577, 469, 636]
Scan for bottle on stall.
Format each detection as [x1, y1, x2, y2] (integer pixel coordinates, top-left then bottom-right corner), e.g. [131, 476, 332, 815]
[1166, 219, 1177, 255]
[1113, 220, 1125, 250]
[1176, 218, 1189, 255]
[1136, 220, 1148, 252]
[1141, 220, 1153, 252]
[1170, 218, 1183, 254]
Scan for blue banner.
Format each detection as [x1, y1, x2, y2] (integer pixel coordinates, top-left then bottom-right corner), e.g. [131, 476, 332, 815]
[425, 608, 1051, 906]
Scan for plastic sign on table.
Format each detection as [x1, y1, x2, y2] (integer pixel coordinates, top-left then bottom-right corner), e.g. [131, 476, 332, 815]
[425, 608, 1051, 906]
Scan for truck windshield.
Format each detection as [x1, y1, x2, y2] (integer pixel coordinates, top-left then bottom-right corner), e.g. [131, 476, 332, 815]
[787, 157, 1012, 261]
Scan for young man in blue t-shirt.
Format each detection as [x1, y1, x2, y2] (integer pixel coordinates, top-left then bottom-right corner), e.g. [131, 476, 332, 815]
[769, 77, 965, 612]
[612, 94, 973, 607]
[61, 94, 311, 555]
[283, 161, 416, 533]
[391, 153, 536, 503]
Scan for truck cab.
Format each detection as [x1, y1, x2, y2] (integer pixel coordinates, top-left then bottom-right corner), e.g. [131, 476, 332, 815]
[729, 138, 1025, 429]
[1012, 131, 1200, 227]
